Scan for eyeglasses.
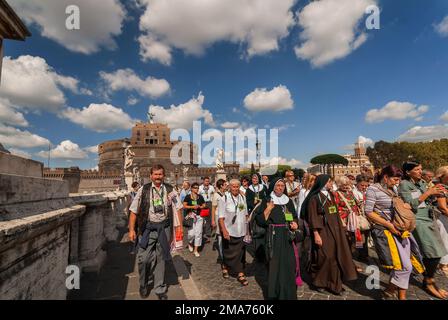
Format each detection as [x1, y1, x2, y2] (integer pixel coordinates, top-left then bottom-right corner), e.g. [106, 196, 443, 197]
[192, 187, 199, 189]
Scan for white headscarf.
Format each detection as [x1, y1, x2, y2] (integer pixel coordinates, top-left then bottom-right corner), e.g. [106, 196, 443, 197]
[270, 178, 289, 205]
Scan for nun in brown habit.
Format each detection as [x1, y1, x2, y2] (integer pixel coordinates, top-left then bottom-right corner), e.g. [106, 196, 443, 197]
[300, 174, 357, 295]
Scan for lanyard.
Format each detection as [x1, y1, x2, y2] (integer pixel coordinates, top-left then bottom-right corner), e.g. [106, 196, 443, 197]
[230, 194, 241, 214]
[318, 192, 329, 209]
[151, 186, 165, 205]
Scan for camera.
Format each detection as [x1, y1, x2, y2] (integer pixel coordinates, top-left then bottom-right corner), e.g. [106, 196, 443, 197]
[154, 205, 164, 214]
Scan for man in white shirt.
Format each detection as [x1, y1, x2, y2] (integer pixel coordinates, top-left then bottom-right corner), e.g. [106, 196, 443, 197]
[199, 177, 215, 241]
[218, 179, 249, 286]
[211, 179, 227, 267]
[128, 164, 183, 300]
[285, 170, 300, 211]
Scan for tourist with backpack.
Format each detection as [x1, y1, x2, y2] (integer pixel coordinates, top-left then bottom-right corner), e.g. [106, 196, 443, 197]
[365, 165, 425, 300]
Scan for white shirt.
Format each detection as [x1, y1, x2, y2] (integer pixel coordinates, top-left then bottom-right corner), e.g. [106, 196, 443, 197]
[199, 184, 215, 202]
[297, 189, 310, 214]
[286, 181, 300, 198]
[218, 192, 248, 238]
[352, 186, 365, 204]
[129, 184, 183, 223]
[213, 191, 226, 233]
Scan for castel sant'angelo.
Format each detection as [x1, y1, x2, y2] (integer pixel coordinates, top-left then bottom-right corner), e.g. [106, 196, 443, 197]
[44, 117, 240, 193]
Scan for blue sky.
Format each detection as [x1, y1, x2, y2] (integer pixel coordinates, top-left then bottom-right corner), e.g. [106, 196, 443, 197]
[1, 0, 448, 170]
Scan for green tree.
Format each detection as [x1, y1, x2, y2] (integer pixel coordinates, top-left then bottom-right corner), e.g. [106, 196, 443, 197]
[366, 139, 448, 171]
[310, 154, 348, 177]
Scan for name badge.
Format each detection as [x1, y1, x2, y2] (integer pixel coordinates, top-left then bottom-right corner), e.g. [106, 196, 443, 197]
[328, 206, 337, 214]
[285, 211, 293, 222]
[153, 199, 163, 206]
[191, 200, 197, 206]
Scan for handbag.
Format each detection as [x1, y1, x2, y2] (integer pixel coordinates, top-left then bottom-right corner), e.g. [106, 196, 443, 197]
[200, 208, 210, 217]
[249, 202, 266, 239]
[338, 191, 371, 232]
[376, 184, 416, 232]
[183, 216, 194, 228]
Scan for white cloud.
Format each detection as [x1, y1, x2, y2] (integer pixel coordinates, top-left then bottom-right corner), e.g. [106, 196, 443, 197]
[294, 0, 376, 67]
[344, 135, 374, 150]
[8, 148, 31, 159]
[0, 98, 28, 127]
[397, 124, 448, 142]
[0, 124, 50, 148]
[149, 93, 215, 129]
[84, 145, 98, 154]
[10, 0, 125, 54]
[138, 35, 173, 66]
[137, 0, 296, 65]
[435, 16, 448, 37]
[127, 96, 140, 106]
[262, 156, 303, 169]
[440, 111, 448, 122]
[365, 101, 429, 123]
[37, 140, 88, 159]
[0, 55, 88, 113]
[221, 122, 240, 129]
[60, 103, 136, 133]
[243, 85, 294, 112]
[100, 68, 170, 98]
[357, 135, 374, 146]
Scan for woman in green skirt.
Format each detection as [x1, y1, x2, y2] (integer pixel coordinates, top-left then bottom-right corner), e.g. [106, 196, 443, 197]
[399, 161, 448, 299]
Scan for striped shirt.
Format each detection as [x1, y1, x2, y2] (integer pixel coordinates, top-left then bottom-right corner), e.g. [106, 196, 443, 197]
[365, 184, 394, 221]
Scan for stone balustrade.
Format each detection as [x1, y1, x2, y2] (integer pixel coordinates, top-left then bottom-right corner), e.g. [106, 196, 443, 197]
[0, 156, 130, 300]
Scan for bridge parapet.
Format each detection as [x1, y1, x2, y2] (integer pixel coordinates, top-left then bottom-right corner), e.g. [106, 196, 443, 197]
[0, 155, 130, 299]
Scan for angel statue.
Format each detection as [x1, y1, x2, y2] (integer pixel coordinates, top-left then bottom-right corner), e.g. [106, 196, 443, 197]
[182, 165, 189, 178]
[124, 145, 135, 172]
[133, 166, 141, 183]
[215, 148, 224, 171]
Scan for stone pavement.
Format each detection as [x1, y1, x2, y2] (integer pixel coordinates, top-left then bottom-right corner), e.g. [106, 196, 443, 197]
[70, 227, 448, 300]
[69, 228, 186, 300]
[178, 233, 448, 300]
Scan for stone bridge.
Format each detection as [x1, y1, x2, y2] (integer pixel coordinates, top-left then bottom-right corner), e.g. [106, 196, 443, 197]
[0, 153, 130, 299]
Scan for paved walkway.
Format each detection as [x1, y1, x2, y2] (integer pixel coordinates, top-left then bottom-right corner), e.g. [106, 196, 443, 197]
[178, 234, 448, 300]
[69, 228, 186, 300]
[70, 228, 448, 300]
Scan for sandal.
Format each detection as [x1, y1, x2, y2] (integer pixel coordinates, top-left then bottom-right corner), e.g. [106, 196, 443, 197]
[222, 268, 229, 279]
[237, 274, 249, 286]
[438, 265, 448, 277]
[423, 278, 448, 300]
[381, 290, 397, 300]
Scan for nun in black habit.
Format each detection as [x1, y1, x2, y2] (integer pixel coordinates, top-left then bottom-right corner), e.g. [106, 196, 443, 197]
[300, 174, 357, 295]
[247, 173, 269, 262]
[246, 173, 269, 213]
[255, 177, 303, 300]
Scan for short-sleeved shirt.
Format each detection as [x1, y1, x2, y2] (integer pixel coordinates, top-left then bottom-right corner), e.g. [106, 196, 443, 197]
[365, 184, 394, 221]
[183, 194, 205, 216]
[129, 184, 182, 223]
[199, 184, 215, 202]
[218, 192, 247, 238]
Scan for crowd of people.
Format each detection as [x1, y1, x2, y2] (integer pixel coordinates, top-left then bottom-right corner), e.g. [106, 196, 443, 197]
[128, 162, 448, 300]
